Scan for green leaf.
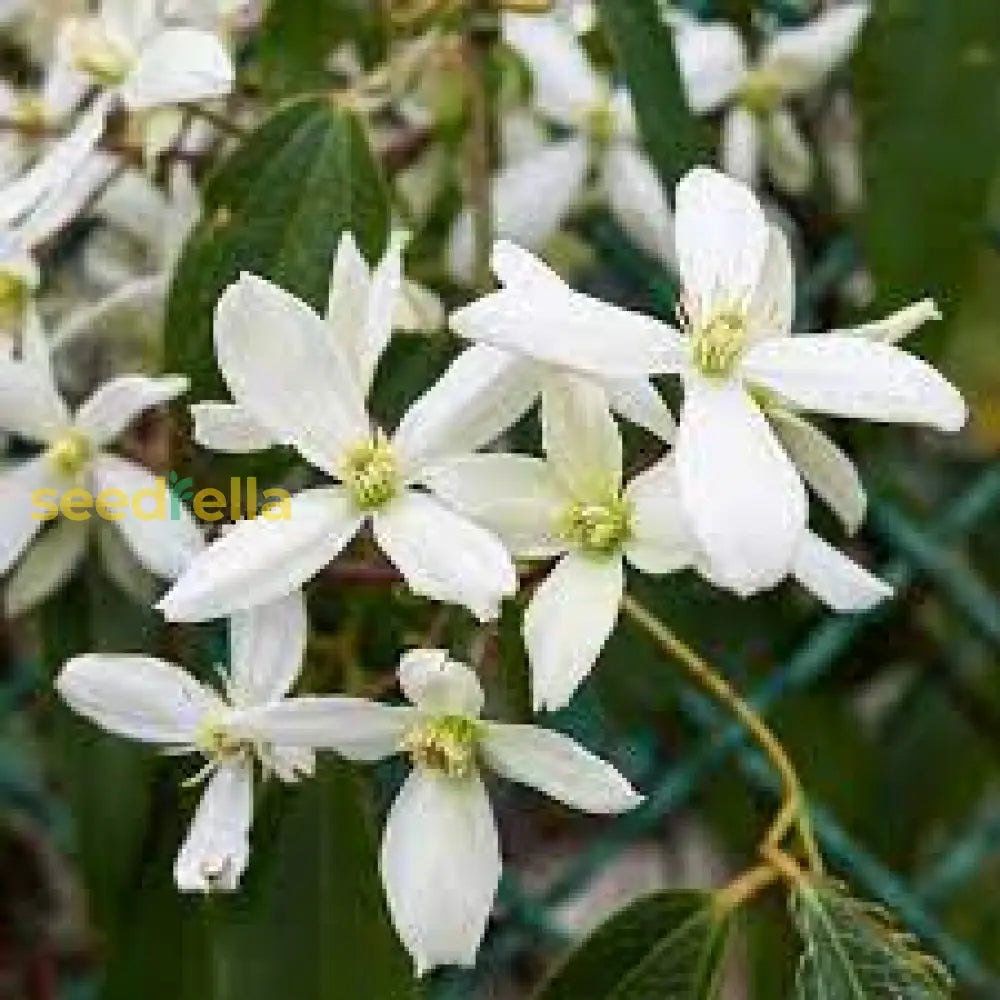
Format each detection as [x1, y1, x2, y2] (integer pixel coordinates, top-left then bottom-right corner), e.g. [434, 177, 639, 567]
[534, 890, 732, 1000]
[596, 0, 713, 185]
[854, 1, 1000, 328]
[791, 880, 953, 999]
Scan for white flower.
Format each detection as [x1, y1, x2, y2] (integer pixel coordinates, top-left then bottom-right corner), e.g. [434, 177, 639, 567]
[447, 12, 674, 280]
[0, 308, 202, 614]
[160, 234, 517, 624]
[673, 4, 869, 192]
[55, 592, 316, 892]
[451, 170, 966, 594]
[230, 648, 642, 973]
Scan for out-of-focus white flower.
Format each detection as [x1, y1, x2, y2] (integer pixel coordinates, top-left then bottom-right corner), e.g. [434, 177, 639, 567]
[231, 648, 642, 973]
[673, 4, 869, 193]
[453, 170, 966, 594]
[448, 13, 675, 281]
[160, 234, 517, 624]
[0, 309, 202, 614]
[56, 592, 317, 892]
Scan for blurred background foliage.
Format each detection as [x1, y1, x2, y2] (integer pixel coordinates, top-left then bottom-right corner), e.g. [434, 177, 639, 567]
[3, 0, 1000, 998]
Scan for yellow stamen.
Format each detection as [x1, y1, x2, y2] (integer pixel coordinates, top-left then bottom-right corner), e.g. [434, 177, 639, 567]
[401, 715, 481, 778]
[341, 434, 400, 511]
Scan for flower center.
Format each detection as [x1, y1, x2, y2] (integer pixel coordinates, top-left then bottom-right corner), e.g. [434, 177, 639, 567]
[341, 435, 399, 511]
[47, 430, 94, 480]
[194, 715, 252, 764]
[559, 494, 632, 556]
[401, 715, 481, 779]
[68, 19, 135, 85]
[585, 99, 616, 148]
[12, 94, 48, 129]
[690, 306, 749, 378]
[738, 67, 784, 116]
[0, 269, 28, 327]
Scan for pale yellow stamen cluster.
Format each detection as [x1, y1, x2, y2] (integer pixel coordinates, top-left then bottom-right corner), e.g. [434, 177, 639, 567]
[47, 430, 95, 480]
[68, 19, 135, 85]
[559, 494, 632, 557]
[194, 715, 252, 764]
[341, 434, 400, 511]
[738, 67, 785, 117]
[401, 715, 481, 778]
[584, 99, 616, 149]
[0, 270, 28, 328]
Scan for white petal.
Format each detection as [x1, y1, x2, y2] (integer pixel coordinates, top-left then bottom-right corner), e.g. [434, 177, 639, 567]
[92, 455, 203, 581]
[190, 402, 277, 454]
[602, 144, 675, 270]
[748, 225, 795, 340]
[5, 517, 88, 616]
[743, 334, 967, 432]
[674, 167, 769, 317]
[675, 377, 806, 593]
[451, 247, 685, 378]
[791, 530, 891, 612]
[55, 653, 220, 745]
[75, 374, 188, 446]
[502, 12, 603, 127]
[768, 408, 866, 534]
[395, 280, 444, 333]
[763, 108, 813, 195]
[355, 232, 406, 392]
[228, 591, 307, 707]
[373, 491, 516, 623]
[214, 274, 369, 474]
[721, 104, 760, 190]
[398, 649, 484, 717]
[0, 358, 69, 443]
[674, 20, 748, 114]
[174, 763, 253, 894]
[623, 457, 698, 575]
[844, 299, 941, 345]
[542, 375, 622, 498]
[393, 346, 541, 473]
[420, 454, 565, 558]
[231, 698, 416, 760]
[524, 552, 623, 712]
[122, 28, 235, 110]
[0, 457, 56, 574]
[600, 376, 677, 443]
[447, 138, 589, 284]
[326, 231, 373, 385]
[381, 770, 500, 976]
[760, 3, 869, 95]
[481, 723, 641, 813]
[158, 487, 362, 622]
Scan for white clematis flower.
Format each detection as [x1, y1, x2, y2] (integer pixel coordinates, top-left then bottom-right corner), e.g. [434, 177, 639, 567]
[231, 648, 642, 973]
[55, 592, 317, 893]
[452, 170, 966, 594]
[161, 234, 517, 624]
[0, 308, 202, 613]
[673, 4, 869, 192]
[448, 12, 675, 280]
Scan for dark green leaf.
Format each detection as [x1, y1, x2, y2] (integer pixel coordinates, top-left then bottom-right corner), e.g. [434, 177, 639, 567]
[534, 890, 731, 1000]
[791, 880, 953, 999]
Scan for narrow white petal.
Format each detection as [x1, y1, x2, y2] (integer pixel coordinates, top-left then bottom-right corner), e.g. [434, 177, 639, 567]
[791, 530, 891, 612]
[393, 346, 541, 473]
[743, 334, 968, 432]
[524, 553, 623, 712]
[674, 20, 748, 114]
[231, 698, 416, 760]
[174, 763, 253, 894]
[675, 377, 806, 593]
[56, 653, 221, 745]
[190, 402, 277, 454]
[0, 358, 70, 443]
[844, 299, 941, 345]
[373, 491, 516, 623]
[600, 376, 677, 443]
[360, 232, 406, 391]
[490, 240, 565, 291]
[602, 144, 675, 270]
[381, 770, 500, 976]
[214, 274, 369, 473]
[623, 457, 698, 575]
[748, 225, 795, 340]
[228, 591, 307, 707]
[158, 488, 362, 622]
[481, 723, 641, 813]
[674, 167, 769, 316]
[0, 457, 57, 574]
[722, 105, 760, 189]
[763, 108, 813, 195]
[398, 649, 484, 717]
[122, 28, 235, 110]
[542, 375, 623, 497]
[760, 3, 869, 95]
[420, 454, 565, 558]
[5, 518, 88, 617]
[92, 455, 204, 581]
[326, 231, 372, 379]
[768, 408, 866, 534]
[75, 375, 188, 446]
